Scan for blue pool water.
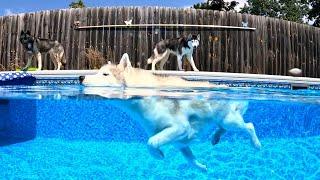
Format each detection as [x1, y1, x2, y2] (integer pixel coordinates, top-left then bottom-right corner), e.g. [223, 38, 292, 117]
[0, 85, 319, 179]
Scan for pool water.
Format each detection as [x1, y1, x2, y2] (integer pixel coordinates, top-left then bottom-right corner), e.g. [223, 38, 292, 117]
[0, 85, 319, 179]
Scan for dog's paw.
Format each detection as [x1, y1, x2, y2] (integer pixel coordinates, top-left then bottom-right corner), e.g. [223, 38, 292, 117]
[147, 145, 164, 160]
[21, 67, 28, 71]
[211, 135, 221, 146]
[192, 160, 207, 172]
[253, 140, 262, 150]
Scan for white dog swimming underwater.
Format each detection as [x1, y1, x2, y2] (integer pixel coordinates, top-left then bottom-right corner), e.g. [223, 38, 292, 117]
[80, 53, 261, 171]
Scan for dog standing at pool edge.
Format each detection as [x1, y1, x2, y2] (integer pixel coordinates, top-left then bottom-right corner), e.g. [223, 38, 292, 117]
[19, 30, 66, 71]
[147, 34, 200, 71]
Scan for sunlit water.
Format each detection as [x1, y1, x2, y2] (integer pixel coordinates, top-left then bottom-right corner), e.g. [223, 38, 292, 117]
[0, 85, 319, 179]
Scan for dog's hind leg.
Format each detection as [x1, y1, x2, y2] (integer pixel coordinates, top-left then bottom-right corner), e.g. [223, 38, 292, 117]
[159, 51, 170, 70]
[147, 124, 189, 159]
[179, 146, 207, 171]
[57, 62, 62, 70]
[211, 127, 226, 146]
[58, 49, 66, 70]
[221, 112, 261, 149]
[243, 122, 261, 149]
[49, 51, 58, 70]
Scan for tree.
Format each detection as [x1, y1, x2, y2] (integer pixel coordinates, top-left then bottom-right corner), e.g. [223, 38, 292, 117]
[308, 0, 320, 27]
[69, 0, 86, 8]
[193, 0, 239, 11]
[240, 0, 309, 23]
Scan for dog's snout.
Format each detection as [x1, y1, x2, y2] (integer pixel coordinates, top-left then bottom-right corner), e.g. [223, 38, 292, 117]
[79, 76, 85, 83]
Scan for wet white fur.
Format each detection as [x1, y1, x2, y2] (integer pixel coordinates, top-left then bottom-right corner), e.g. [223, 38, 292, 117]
[82, 53, 216, 88]
[82, 53, 261, 171]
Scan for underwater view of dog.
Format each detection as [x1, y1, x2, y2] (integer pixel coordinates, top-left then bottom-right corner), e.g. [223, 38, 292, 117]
[80, 53, 213, 88]
[147, 34, 200, 72]
[19, 30, 66, 71]
[80, 53, 261, 171]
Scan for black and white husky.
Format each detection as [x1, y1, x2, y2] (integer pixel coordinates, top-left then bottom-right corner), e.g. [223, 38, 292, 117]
[19, 30, 66, 71]
[147, 34, 200, 71]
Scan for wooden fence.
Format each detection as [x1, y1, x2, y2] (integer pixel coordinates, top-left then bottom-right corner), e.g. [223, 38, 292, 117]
[0, 7, 319, 77]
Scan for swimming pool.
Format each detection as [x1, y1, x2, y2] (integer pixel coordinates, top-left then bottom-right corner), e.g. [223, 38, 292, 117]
[0, 77, 319, 179]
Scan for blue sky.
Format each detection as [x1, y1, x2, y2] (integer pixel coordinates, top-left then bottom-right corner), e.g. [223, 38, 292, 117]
[0, 0, 247, 16]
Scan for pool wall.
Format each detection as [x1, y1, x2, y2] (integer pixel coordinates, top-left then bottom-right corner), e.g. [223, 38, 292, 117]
[1, 99, 319, 144]
[0, 100, 9, 131]
[0, 100, 37, 145]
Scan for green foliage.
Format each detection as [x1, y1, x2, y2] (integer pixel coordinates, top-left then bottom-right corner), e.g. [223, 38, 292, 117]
[193, 0, 239, 11]
[69, 0, 86, 8]
[308, 0, 320, 27]
[240, 0, 309, 23]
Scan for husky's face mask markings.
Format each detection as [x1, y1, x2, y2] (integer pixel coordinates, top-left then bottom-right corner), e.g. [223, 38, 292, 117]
[19, 31, 34, 53]
[188, 34, 200, 48]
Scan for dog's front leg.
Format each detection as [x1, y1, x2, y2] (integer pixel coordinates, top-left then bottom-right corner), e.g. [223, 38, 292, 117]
[21, 54, 33, 71]
[179, 146, 207, 171]
[36, 52, 42, 71]
[187, 55, 199, 72]
[147, 124, 189, 159]
[176, 55, 183, 71]
[211, 127, 226, 145]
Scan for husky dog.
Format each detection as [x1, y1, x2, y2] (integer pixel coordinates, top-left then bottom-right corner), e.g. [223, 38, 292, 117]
[147, 34, 200, 72]
[19, 30, 66, 71]
[80, 53, 215, 88]
[81, 53, 261, 171]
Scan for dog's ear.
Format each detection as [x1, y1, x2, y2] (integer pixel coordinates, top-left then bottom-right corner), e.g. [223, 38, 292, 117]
[26, 30, 31, 35]
[197, 34, 200, 41]
[20, 30, 25, 35]
[118, 53, 132, 69]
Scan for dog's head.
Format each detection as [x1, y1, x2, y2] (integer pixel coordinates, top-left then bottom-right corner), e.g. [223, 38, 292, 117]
[80, 53, 132, 87]
[19, 30, 34, 51]
[187, 34, 200, 48]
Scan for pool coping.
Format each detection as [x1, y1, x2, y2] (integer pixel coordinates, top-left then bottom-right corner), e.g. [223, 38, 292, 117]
[1, 70, 320, 89]
[31, 70, 320, 83]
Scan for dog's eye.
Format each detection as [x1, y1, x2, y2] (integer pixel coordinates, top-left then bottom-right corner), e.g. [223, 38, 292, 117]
[103, 73, 109, 76]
